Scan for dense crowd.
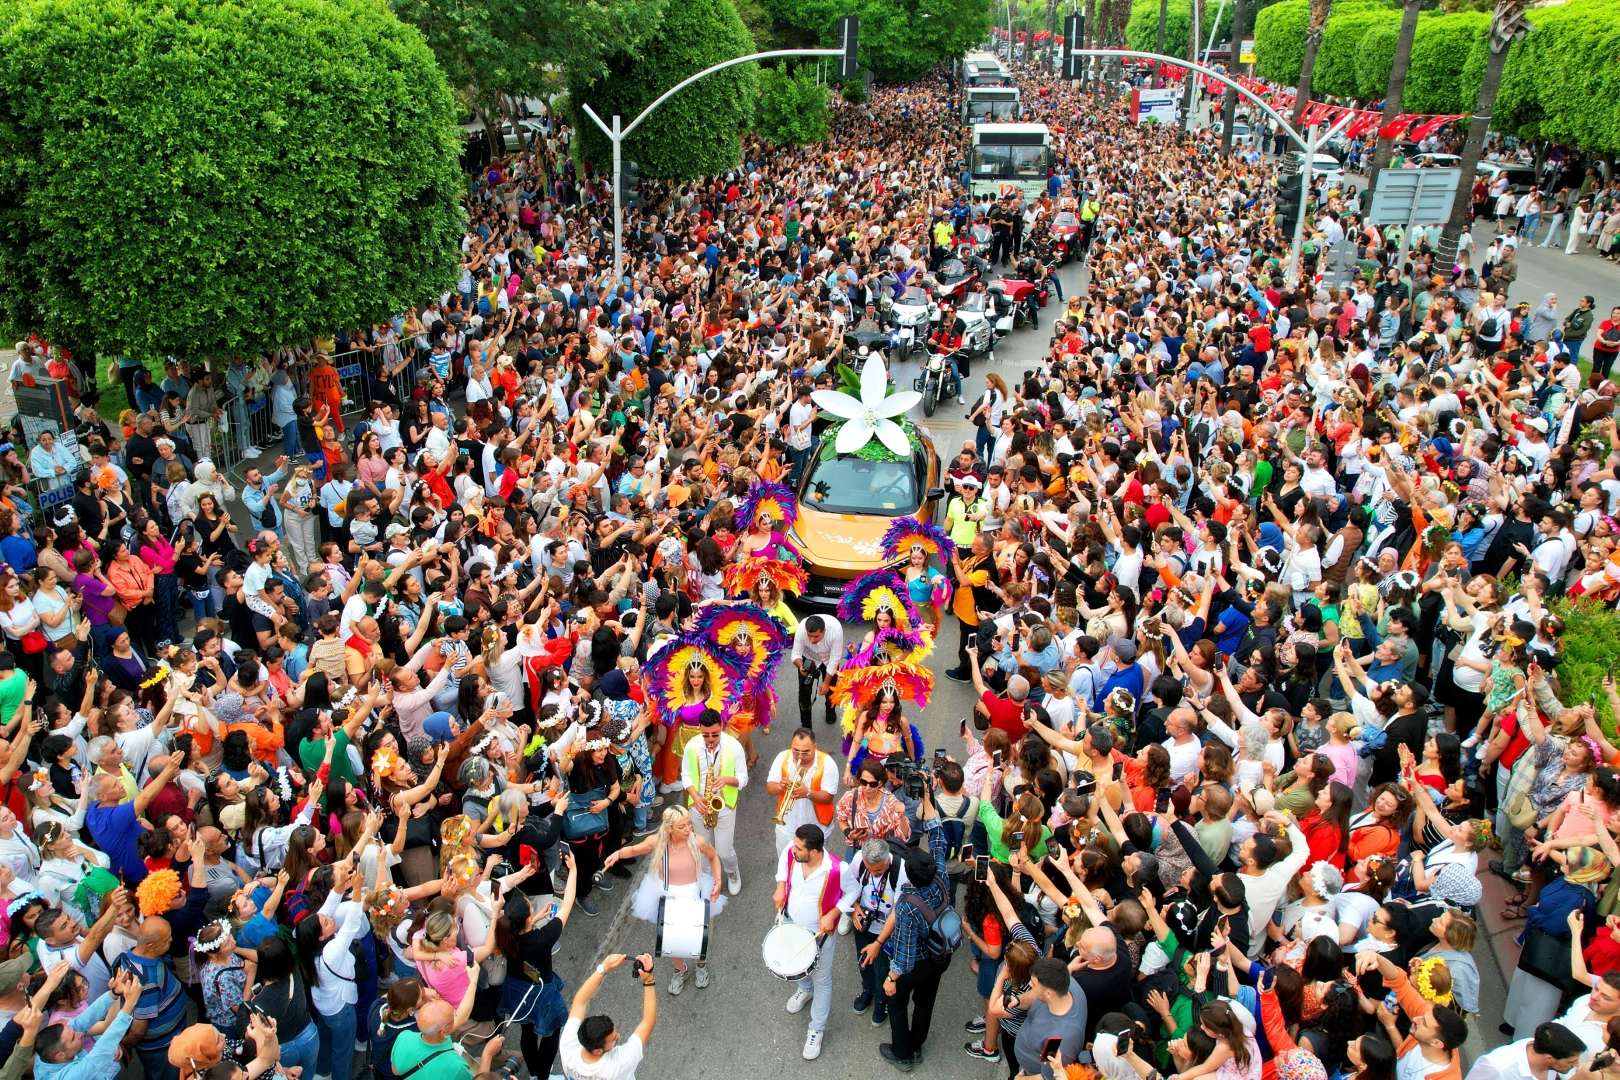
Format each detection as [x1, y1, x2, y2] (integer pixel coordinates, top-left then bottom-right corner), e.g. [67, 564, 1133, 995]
[0, 48, 1616, 1080]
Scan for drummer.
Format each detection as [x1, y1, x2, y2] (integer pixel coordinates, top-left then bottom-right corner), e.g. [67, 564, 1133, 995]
[773, 823, 856, 1061]
[603, 807, 726, 996]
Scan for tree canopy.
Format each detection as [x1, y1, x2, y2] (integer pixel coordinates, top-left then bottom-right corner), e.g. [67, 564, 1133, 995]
[764, 0, 993, 82]
[756, 62, 831, 145]
[569, 0, 758, 180]
[0, 0, 465, 363]
[1125, 0, 1236, 62]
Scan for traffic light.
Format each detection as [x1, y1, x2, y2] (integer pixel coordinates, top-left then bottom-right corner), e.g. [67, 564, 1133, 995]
[1276, 172, 1303, 225]
[618, 160, 642, 209]
[1062, 13, 1083, 79]
[837, 15, 860, 79]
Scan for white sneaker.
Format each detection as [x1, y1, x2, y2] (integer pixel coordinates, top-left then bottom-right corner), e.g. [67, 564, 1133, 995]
[669, 969, 686, 995]
[694, 965, 710, 989]
[786, 989, 813, 1014]
[838, 912, 853, 936]
[727, 873, 742, 896]
[804, 1029, 824, 1060]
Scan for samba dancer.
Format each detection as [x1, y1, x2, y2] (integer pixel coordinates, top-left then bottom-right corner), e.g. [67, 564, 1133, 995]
[642, 634, 743, 796]
[676, 709, 747, 895]
[734, 480, 803, 562]
[604, 806, 726, 995]
[766, 728, 839, 858]
[692, 603, 789, 769]
[881, 517, 954, 632]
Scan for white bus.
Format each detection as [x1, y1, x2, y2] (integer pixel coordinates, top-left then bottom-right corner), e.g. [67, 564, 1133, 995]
[964, 51, 1012, 86]
[970, 123, 1053, 198]
[967, 85, 1021, 123]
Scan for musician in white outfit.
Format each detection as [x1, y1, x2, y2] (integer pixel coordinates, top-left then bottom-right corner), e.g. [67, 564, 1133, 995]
[766, 727, 839, 858]
[773, 823, 855, 1061]
[679, 711, 747, 895]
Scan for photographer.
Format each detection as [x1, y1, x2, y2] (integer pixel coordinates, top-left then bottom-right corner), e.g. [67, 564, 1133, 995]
[558, 953, 658, 1080]
[790, 614, 844, 728]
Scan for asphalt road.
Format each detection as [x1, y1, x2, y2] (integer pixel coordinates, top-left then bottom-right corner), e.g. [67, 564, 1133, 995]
[544, 250, 1515, 1078]
[542, 264, 1078, 1080]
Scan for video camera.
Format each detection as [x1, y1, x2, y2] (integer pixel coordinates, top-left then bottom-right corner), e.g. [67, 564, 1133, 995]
[884, 753, 930, 801]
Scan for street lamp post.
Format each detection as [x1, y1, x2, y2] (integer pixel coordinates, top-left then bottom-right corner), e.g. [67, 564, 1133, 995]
[580, 22, 856, 286]
[1071, 48, 1352, 283]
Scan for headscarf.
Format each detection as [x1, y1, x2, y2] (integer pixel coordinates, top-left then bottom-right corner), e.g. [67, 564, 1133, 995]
[1565, 845, 1611, 887]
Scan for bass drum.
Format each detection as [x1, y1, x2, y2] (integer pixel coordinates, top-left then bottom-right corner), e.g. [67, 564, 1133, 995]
[762, 917, 820, 981]
[656, 895, 711, 961]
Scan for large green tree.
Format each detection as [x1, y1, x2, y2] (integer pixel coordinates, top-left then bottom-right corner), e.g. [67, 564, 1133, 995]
[569, 0, 758, 180]
[755, 62, 830, 144]
[392, 0, 667, 148]
[763, 0, 992, 82]
[0, 0, 464, 363]
[1125, 0, 1234, 61]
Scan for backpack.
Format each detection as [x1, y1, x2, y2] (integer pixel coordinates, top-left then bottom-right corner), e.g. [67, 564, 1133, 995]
[903, 892, 963, 958]
[939, 796, 974, 865]
[1477, 316, 1500, 341]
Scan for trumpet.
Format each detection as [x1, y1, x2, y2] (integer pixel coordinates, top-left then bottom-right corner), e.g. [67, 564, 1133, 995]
[699, 749, 725, 830]
[771, 756, 804, 827]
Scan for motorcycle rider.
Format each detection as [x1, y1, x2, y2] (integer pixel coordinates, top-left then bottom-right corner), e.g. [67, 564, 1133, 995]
[928, 303, 967, 404]
[855, 303, 886, 334]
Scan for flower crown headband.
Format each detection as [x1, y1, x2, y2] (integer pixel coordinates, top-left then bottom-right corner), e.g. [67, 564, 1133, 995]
[192, 918, 234, 954]
[140, 663, 173, 690]
[1413, 958, 1453, 1006]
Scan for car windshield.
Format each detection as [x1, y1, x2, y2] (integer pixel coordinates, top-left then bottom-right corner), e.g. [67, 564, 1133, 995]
[803, 455, 920, 514]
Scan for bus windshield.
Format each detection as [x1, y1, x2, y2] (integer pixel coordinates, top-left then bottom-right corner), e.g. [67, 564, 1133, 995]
[968, 99, 1020, 121]
[971, 142, 1048, 179]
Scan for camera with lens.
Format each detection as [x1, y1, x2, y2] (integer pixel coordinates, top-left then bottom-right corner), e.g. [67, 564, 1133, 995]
[885, 753, 929, 800]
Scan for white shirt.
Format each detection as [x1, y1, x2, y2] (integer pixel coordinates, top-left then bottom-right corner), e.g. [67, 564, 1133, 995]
[1163, 736, 1201, 783]
[559, 1016, 644, 1080]
[767, 750, 838, 834]
[1399, 1046, 1451, 1080]
[1555, 995, 1614, 1057]
[775, 847, 854, 930]
[790, 621, 845, 671]
[1301, 465, 1337, 499]
[1464, 1040, 1573, 1080]
[310, 892, 367, 1013]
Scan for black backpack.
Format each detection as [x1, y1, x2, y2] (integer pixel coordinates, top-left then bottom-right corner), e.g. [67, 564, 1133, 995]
[903, 893, 963, 958]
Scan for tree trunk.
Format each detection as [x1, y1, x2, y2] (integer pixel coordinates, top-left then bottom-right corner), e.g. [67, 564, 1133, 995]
[1441, 0, 1527, 246]
[1083, 0, 1097, 87]
[1154, 0, 1169, 84]
[1048, 0, 1060, 75]
[1219, 0, 1246, 153]
[1367, 0, 1421, 191]
[1183, 0, 1202, 117]
[1094, 0, 1110, 92]
[1290, 0, 1333, 127]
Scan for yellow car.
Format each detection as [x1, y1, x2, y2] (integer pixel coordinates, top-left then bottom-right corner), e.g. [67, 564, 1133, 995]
[788, 434, 944, 605]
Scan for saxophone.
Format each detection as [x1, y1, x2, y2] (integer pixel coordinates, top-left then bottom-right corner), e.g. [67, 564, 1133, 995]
[699, 748, 725, 829]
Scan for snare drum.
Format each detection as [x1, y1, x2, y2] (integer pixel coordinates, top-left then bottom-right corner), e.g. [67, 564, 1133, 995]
[762, 916, 821, 980]
[656, 895, 711, 961]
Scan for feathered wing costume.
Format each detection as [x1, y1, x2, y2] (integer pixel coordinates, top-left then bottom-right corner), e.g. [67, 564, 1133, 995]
[837, 569, 924, 635]
[881, 516, 955, 625]
[734, 479, 802, 561]
[692, 603, 790, 736]
[722, 555, 809, 598]
[644, 633, 747, 785]
[830, 626, 934, 767]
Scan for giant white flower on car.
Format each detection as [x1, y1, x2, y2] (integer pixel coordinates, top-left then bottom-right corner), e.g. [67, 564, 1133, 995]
[811, 355, 920, 457]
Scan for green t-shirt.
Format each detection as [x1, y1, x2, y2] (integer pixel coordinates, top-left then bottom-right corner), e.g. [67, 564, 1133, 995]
[0, 671, 27, 729]
[298, 729, 355, 798]
[976, 797, 1051, 864]
[390, 1032, 472, 1080]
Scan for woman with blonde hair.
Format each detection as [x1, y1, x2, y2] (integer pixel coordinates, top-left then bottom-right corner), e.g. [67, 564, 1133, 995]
[603, 806, 725, 993]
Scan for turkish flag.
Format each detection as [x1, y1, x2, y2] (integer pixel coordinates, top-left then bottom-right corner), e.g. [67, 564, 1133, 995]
[1378, 114, 1419, 140]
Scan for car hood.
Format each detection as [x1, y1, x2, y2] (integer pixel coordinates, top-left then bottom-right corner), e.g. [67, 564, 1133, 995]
[791, 503, 897, 576]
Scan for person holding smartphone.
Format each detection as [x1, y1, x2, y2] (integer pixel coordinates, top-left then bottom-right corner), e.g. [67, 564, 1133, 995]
[1011, 959, 1086, 1080]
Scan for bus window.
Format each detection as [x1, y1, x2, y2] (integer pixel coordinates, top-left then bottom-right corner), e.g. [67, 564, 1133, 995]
[971, 144, 1011, 176]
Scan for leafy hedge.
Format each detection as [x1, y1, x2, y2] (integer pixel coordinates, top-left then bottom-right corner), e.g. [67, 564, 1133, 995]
[1250, 0, 1308, 85]
[1402, 11, 1487, 115]
[1492, 0, 1620, 154]
[569, 0, 758, 181]
[1313, 4, 1398, 99]
[1553, 597, 1620, 738]
[0, 0, 465, 363]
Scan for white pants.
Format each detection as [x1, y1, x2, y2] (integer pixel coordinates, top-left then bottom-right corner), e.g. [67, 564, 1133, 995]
[693, 807, 739, 878]
[284, 509, 320, 577]
[795, 934, 836, 1035]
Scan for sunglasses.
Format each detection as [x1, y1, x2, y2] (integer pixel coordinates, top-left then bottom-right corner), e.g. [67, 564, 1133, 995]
[858, 778, 882, 788]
